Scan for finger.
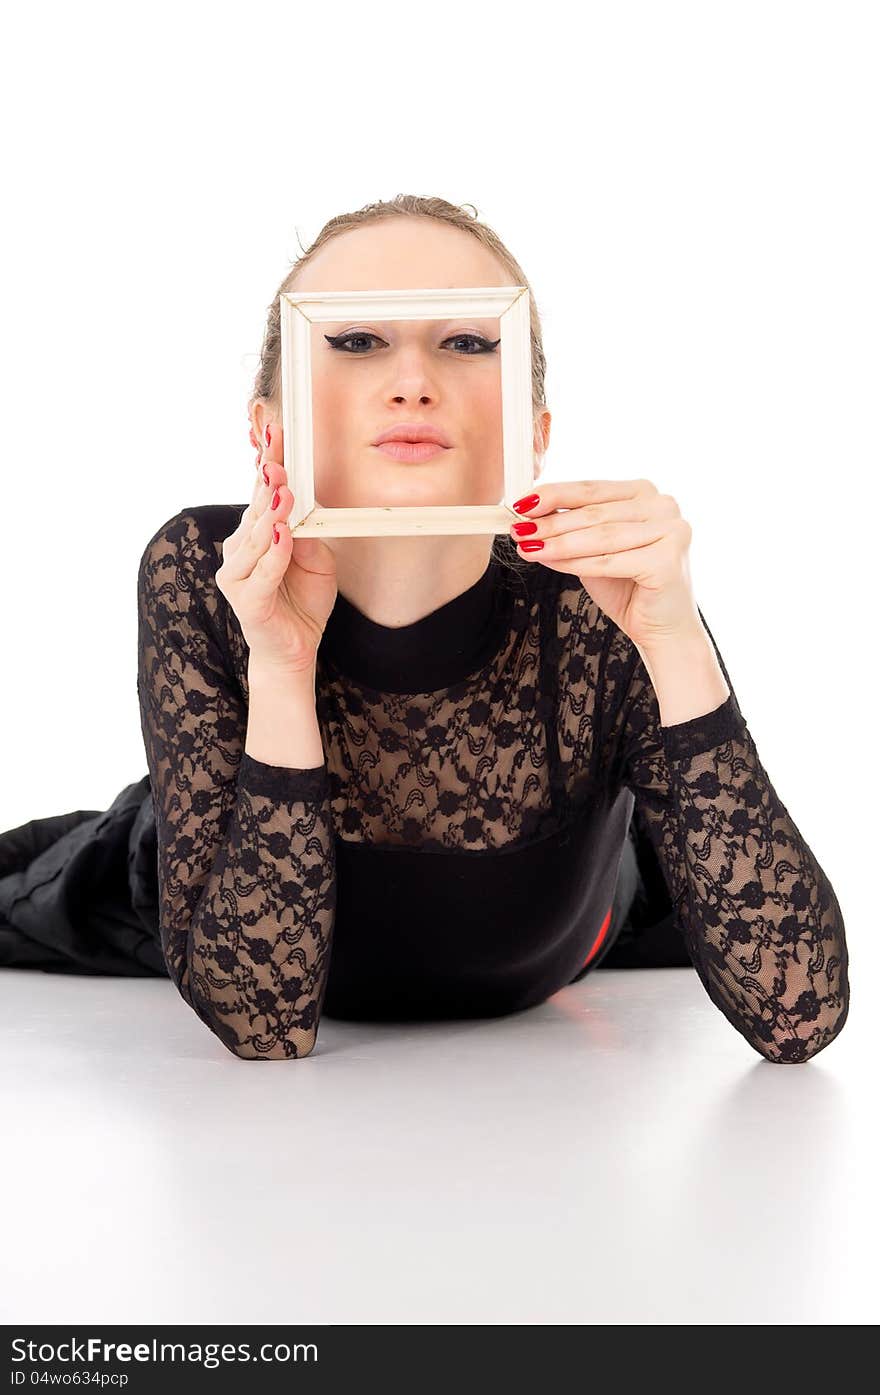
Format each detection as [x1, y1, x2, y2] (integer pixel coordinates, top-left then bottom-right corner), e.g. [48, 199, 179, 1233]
[512, 479, 648, 518]
[511, 497, 650, 545]
[572, 535, 672, 582]
[260, 420, 284, 469]
[218, 465, 262, 563]
[248, 422, 261, 457]
[252, 508, 295, 587]
[222, 459, 269, 565]
[255, 419, 288, 505]
[230, 416, 287, 567]
[222, 483, 294, 584]
[518, 533, 675, 585]
[515, 519, 668, 566]
[246, 411, 285, 509]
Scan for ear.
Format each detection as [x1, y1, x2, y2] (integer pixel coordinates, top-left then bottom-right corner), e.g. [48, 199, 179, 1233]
[249, 398, 281, 450]
[533, 408, 551, 479]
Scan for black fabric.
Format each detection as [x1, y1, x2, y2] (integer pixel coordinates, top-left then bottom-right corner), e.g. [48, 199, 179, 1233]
[0, 504, 849, 1064]
[0, 777, 164, 977]
[320, 544, 513, 694]
[0, 776, 645, 987]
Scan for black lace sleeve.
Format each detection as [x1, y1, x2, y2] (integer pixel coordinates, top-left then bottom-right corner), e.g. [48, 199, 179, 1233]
[605, 610, 850, 1063]
[136, 511, 337, 1060]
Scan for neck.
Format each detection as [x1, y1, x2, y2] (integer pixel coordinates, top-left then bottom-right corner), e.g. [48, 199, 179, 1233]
[318, 534, 518, 695]
[326, 535, 495, 628]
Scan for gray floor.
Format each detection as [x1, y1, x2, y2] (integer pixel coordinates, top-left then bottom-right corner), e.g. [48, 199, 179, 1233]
[1, 964, 872, 1325]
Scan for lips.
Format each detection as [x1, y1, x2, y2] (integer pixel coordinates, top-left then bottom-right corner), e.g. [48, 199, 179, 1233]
[374, 440, 448, 462]
[372, 423, 451, 448]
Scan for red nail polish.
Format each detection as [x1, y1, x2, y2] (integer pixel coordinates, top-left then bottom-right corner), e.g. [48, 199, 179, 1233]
[513, 493, 540, 514]
[271, 487, 280, 509]
[272, 524, 280, 544]
[512, 520, 538, 535]
[519, 539, 544, 551]
[265, 425, 272, 447]
[262, 464, 270, 486]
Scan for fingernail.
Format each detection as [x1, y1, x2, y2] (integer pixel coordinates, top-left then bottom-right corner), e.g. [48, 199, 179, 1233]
[262, 463, 270, 486]
[519, 539, 544, 551]
[512, 520, 538, 535]
[272, 524, 280, 544]
[513, 494, 540, 514]
[271, 487, 281, 510]
[265, 425, 272, 447]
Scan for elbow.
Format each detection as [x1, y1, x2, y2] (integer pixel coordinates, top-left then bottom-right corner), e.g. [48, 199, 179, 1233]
[753, 1000, 850, 1065]
[172, 949, 323, 1059]
[221, 1031, 319, 1061]
[173, 956, 320, 1059]
[750, 918, 851, 1063]
[192, 992, 320, 1061]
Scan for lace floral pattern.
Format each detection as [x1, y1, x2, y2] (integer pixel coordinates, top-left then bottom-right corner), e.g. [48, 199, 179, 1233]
[555, 578, 850, 1063]
[136, 512, 336, 1059]
[137, 507, 849, 1063]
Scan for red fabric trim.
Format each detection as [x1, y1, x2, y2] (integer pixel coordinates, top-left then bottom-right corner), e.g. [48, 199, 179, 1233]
[581, 904, 613, 969]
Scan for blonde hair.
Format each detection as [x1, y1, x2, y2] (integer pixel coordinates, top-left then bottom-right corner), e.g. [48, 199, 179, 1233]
[249, 194, 548, 576]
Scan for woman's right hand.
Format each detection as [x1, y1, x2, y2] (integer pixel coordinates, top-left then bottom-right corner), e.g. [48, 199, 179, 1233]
[216, 423, 338, 674]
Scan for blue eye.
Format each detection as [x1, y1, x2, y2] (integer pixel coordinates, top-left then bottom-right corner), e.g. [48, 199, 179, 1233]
[324, 331, 501, 355]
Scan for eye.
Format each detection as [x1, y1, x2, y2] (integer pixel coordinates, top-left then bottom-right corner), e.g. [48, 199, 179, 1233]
[445, 333, 501, 355]
[323, 331, 501, 355]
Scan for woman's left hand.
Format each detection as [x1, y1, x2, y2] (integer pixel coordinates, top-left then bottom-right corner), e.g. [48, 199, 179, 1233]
[509, 479, 704, 650]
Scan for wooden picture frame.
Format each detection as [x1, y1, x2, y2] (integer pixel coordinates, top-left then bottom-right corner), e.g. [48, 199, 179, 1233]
[279, 285, 534, 537]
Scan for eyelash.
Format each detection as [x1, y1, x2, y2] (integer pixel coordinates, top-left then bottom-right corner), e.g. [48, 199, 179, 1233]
[323, 331, 501, 355]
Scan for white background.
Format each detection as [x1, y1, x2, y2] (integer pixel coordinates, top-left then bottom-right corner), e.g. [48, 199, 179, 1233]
[0, 0, 876, 1322]
[2, 5, 875, 991]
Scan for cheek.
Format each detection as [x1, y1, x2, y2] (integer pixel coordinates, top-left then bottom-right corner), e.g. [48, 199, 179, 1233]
[461, 378, 504, 448]
[311, 372, 350, 426]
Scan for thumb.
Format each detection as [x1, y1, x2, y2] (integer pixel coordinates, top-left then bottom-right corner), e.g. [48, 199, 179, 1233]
[289, 533, 337, 577]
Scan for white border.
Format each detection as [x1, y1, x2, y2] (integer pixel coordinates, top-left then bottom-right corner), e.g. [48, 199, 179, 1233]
[279, 286, 533, 536]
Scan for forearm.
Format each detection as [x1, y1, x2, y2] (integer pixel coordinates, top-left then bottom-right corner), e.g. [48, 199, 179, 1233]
[611, 605, 848, 1061]
[182, 752, 336, 1060]
[245, 660, 326, 769]
[138, 520, 335, 1061]
[630, 709, 849, 1062]
[635, 620, 730, 727]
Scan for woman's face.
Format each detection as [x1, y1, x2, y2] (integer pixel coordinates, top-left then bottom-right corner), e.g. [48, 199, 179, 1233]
[286, 217, 541, 510]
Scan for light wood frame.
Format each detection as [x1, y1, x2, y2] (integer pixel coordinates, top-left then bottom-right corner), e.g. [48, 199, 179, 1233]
[280, 285, 534, 537]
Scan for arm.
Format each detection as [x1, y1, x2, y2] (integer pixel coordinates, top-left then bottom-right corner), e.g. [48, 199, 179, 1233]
[604, 609, 850, 1063]
[136, 513, 336, 1060]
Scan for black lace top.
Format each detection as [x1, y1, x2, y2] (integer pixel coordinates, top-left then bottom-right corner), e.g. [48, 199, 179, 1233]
[136, 505, 850, 1063]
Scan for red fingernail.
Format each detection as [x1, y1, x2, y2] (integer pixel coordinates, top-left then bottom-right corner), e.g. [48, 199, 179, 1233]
[265, 425, 272, 446]
[519, 539, 544, 551]
[513, 494, 540, 514]
[262, 463, 270, 486]
[512, 520, 538, 535]
[272, 524, 280, 544]
[271, 487, 281, 509]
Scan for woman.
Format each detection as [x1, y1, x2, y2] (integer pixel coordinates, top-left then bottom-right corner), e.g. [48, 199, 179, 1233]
[0, 195, 850, 1064]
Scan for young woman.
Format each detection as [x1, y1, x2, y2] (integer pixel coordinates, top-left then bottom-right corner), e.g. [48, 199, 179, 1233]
[0, 195, 850, 1065]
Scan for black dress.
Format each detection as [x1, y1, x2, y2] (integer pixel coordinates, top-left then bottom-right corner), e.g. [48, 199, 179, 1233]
[0, 505, 850, 1064]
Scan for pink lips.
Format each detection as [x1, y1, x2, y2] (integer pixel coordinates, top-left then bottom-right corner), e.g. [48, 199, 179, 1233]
[374, 440, 448, 462]
[372, 422, 452, 447]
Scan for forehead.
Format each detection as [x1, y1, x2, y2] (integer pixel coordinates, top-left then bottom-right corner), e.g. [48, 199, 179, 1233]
[291, 217, 514, 294]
